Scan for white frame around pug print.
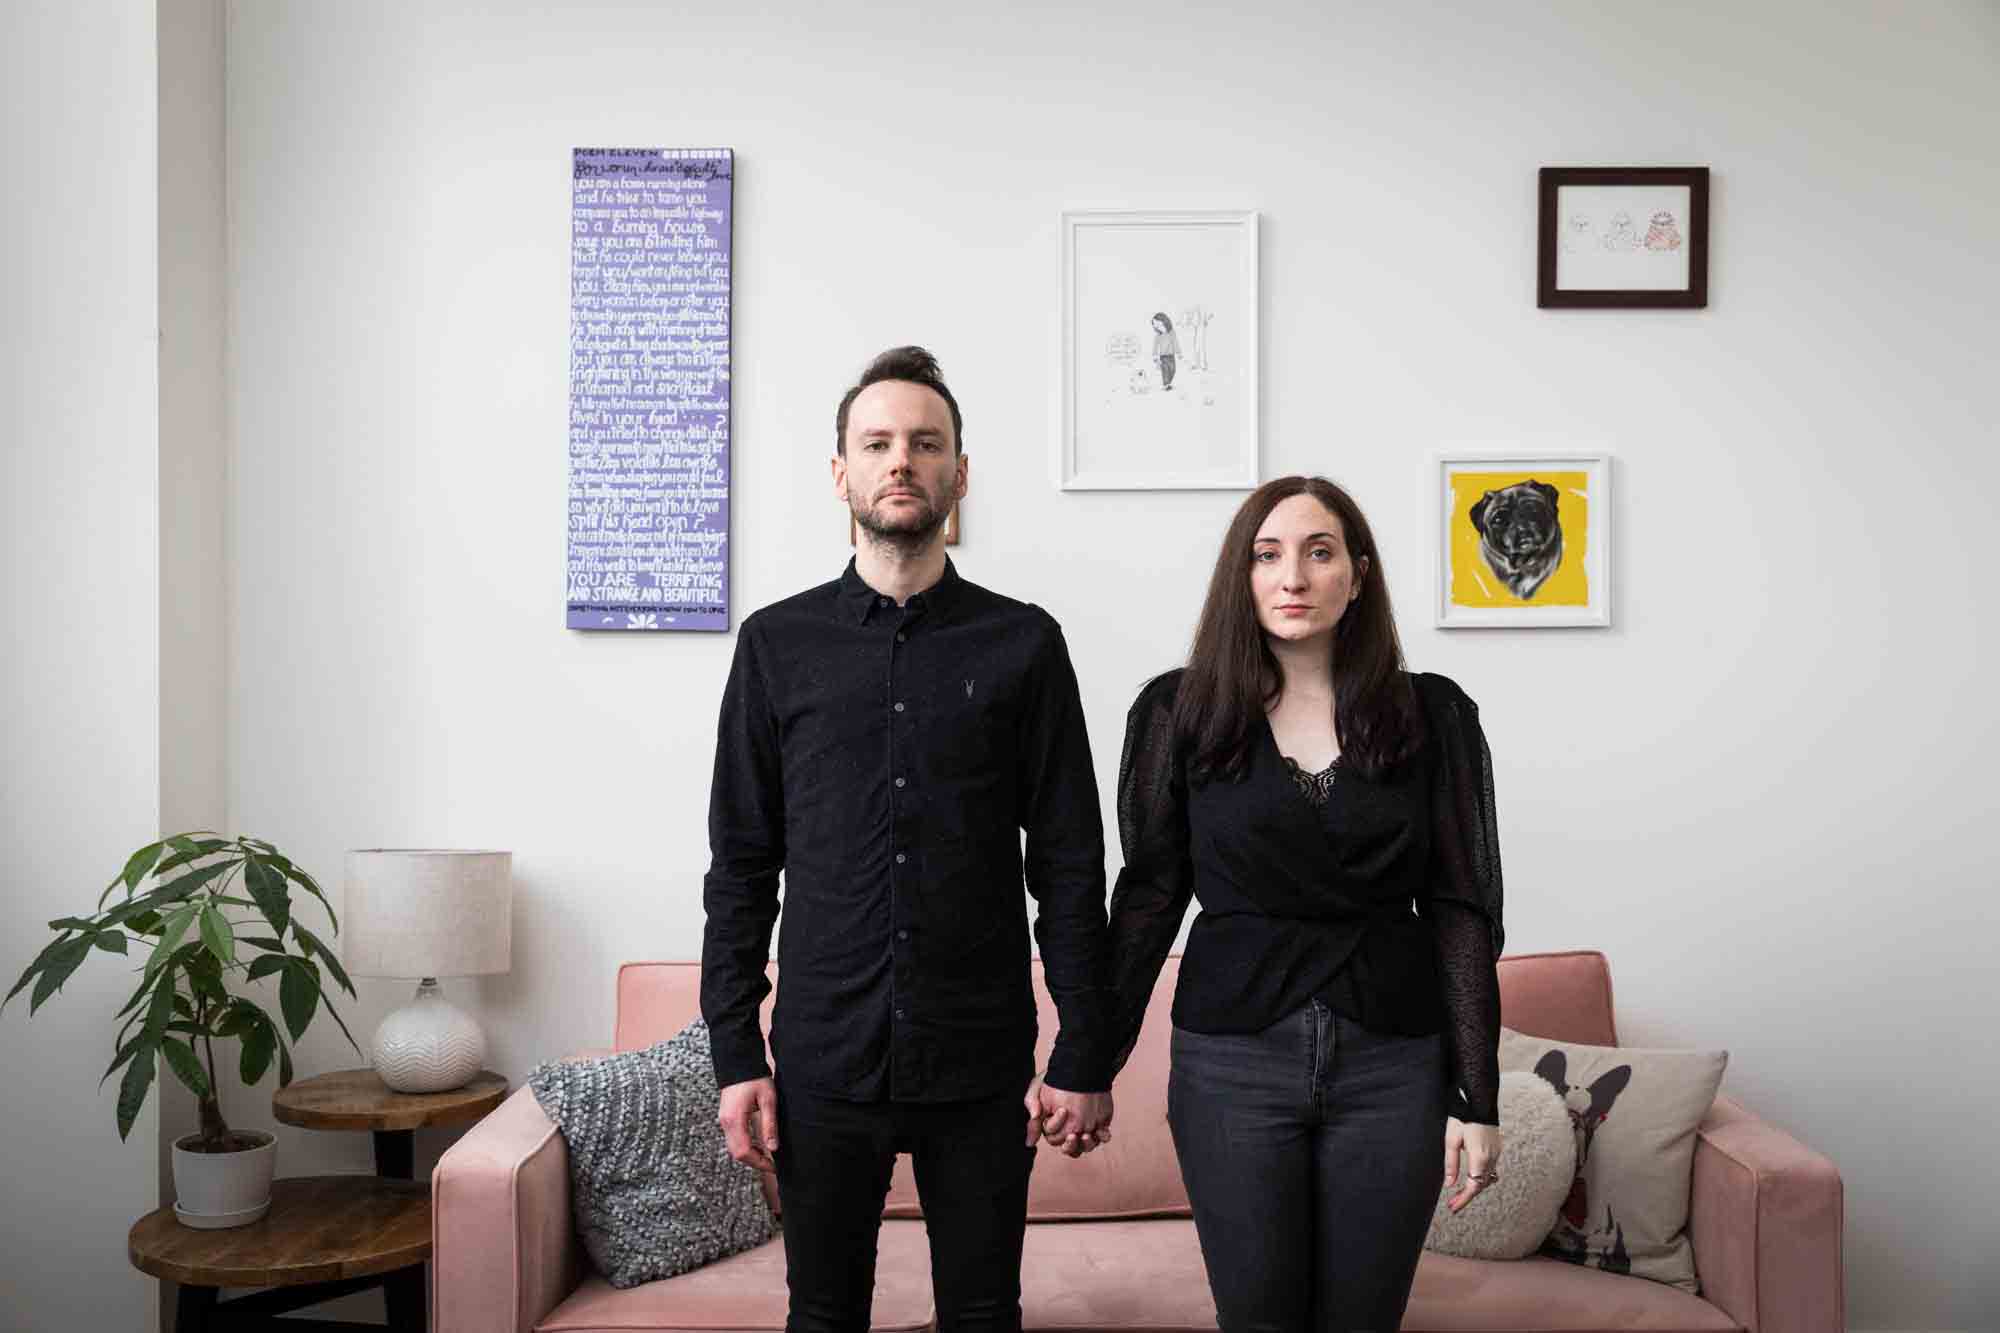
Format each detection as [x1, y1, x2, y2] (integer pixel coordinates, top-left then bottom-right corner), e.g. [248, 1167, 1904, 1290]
[1434, 451, 1613, 628]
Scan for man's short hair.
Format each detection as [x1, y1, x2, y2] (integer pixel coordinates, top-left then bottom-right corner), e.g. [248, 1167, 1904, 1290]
[833, 346, 964, 456]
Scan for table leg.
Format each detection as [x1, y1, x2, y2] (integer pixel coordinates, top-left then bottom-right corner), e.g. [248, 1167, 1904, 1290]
[373, 1128, 414, 1180]
[175, 1282, 218, 1333]
[384, 1263, 427, 1333]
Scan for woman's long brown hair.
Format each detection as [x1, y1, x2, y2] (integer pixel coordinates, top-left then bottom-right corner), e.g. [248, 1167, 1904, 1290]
[1173, 476, 1422, 783]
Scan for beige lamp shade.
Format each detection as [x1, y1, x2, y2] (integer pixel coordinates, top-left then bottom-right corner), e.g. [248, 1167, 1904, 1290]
[341, 849, 512, 979]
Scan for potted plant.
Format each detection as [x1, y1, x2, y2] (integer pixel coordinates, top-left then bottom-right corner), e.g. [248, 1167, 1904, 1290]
[5, 832, 361, 1228]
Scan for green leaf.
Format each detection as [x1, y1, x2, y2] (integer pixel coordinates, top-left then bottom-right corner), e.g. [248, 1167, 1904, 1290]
[292, 923, 356, 999]
[238, 935, 288, 953]
[114, 966, 161, 1021]
[121, 841, 166, 893]
[153, 859, 238, 906]
[197, 906, 236, 965]
[160, 1037, 211, 1099]
[124, 909, 163, 935]
[46, 916, 98, 931]
[320, 993, 364, 1058]
[5, 934, 79, 1011]
[281, 863, 337, 933]
[171, 992, 195, 1019]
[278, 958, 320, 1040]
[278, 1035, 294, 1088]
[116, 1044, 157, 1140]
[215, 997, 264, 1038]
[92, 929, 128, 955]
[243, 856, 290, 940]
[153, 836, 229, 876]
[145, 904, 200, 981]
[245, 954, 290, 983]
[141, 966, 176, 1048]
[239, 1013, 275, 1084]
[28, 938, 93, 1014]
[182, 949, 227, 1005]
[100, 1032, 145, 1089]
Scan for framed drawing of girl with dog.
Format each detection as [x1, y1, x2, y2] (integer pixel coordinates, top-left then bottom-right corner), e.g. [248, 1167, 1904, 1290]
[1435, 452, 1613, 628]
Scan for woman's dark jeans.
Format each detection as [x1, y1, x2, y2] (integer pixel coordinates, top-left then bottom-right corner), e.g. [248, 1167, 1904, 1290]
[1167, 1000, 1447, 1332]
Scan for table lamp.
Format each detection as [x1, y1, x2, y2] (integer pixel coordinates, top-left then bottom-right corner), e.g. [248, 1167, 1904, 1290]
[341, 849, 512, 1093]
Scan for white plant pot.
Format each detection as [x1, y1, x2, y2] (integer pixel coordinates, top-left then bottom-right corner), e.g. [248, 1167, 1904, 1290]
[171, 1129, 277, 1229]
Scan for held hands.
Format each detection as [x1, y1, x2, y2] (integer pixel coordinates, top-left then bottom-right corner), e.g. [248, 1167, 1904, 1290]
[718, 1076, 779, 1173]
[1024, 1075, 1114, 1158]
[1443, 1117, 1502, 1213]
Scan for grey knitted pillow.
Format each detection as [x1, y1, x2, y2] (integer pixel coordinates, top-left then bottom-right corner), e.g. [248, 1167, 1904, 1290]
[528, 1019, 778, 1288]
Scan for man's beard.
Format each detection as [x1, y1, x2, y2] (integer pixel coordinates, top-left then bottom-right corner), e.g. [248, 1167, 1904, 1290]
[852, 483, 949, 556]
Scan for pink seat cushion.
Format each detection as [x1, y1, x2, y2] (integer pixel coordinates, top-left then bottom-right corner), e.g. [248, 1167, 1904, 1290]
[1018, 1219, 1215, 1330]
[534, 1221, 933, 1332]
[1404, 1251, 1739, 1331]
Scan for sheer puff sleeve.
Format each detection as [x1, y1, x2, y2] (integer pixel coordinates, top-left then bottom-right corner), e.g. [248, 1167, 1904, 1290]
[1103, 671, 1198, 1082]
[1416, 672, 1506, 1127]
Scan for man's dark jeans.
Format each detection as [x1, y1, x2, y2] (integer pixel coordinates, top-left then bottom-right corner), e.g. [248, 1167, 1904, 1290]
[1167, 1000, 1448, 1332]
[774, 1079, 1036, 1333]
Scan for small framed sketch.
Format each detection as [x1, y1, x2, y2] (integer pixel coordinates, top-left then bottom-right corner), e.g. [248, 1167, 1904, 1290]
[1060, 209, 1259, 489]
[1538, 167, 1708, 308]
[851, 502, 960, 546]
[1436, 452, 1612, 628]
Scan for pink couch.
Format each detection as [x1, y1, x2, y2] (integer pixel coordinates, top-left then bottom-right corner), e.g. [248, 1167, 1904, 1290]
[433, 950, 1842, 1332]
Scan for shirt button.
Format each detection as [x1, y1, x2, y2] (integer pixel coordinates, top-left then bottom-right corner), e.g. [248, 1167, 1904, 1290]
[894, 701, 905, 713]
[896, 632, 906, 643]
[897, 929, 910, 941]
[895, 1008, 908, 1020]
[895, 777, 906, 788]
[895, 852, 907, 864]
[878, 596, 890, 607]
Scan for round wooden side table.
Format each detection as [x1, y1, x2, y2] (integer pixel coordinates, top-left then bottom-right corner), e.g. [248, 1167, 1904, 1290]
[130, 1175, 430, 1332]
[272, 1068, 507, 1179]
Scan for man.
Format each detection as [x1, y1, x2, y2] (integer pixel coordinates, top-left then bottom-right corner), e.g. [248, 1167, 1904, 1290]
[702, 346, 1114, 1332]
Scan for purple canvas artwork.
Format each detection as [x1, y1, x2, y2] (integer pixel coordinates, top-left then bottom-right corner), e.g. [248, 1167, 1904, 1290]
[568, 148, 733, 631]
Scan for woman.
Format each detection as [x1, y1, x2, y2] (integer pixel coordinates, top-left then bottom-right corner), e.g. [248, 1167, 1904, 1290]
[1102, 475, 1504, 1331]
[1150, 312, 1181, 391]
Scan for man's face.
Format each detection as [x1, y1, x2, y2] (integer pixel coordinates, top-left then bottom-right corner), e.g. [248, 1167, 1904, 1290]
[833, 380, 967, 543]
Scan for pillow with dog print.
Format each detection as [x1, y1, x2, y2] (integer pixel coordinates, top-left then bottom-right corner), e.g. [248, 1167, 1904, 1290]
[1498, 1027, 1727, 1292]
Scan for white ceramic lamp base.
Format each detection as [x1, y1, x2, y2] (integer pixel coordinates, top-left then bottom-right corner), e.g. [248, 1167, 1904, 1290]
[372, 978, 487, 1093]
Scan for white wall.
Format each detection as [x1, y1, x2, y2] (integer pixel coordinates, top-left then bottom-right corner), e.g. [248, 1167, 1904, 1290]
[157, 1, 229, 1327]
[218, 2, 1997, 1328]
[0, 4, 163, 1330]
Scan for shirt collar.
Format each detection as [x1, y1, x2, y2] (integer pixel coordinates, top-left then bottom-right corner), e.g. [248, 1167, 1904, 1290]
[838, 556, 963, 625]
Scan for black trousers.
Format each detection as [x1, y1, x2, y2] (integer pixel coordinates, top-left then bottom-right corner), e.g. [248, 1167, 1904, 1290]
[774, 1078, 1036, 1333]
[1167, 1000, 1447, 1333]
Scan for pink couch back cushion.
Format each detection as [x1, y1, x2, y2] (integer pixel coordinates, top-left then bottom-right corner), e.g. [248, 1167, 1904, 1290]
[612, 949, 1616, 1222]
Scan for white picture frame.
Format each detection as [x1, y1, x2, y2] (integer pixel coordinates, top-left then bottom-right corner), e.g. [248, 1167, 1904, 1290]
[1435, 451, 1613, 628]
[1060, 210, 1259, 490]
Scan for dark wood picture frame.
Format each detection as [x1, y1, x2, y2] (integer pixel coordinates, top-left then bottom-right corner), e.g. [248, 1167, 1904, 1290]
[1538, 167, 1709, 309]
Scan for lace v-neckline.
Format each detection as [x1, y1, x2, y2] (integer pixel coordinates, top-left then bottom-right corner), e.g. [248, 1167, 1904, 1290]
[1280, 752, 1342, 806]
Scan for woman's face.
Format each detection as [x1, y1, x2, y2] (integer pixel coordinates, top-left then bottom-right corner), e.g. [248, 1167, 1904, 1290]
[1151, 316, 1166, 332]
[1250, 493, 1367, 645]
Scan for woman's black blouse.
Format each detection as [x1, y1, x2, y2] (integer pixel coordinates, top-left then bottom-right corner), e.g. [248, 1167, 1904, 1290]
[1103, 669, 1506, 1124]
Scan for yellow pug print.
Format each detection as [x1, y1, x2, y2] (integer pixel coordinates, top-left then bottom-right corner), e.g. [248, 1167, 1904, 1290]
[1450, 471, 1591, 608]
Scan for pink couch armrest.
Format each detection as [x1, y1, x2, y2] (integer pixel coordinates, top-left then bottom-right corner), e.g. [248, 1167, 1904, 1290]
[1688, 1094, 1844, 1333]
[433, 1083, 584, 1333]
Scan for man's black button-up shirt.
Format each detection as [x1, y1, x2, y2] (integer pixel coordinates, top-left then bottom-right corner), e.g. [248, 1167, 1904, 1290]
[701, 558, 1111, 1101]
